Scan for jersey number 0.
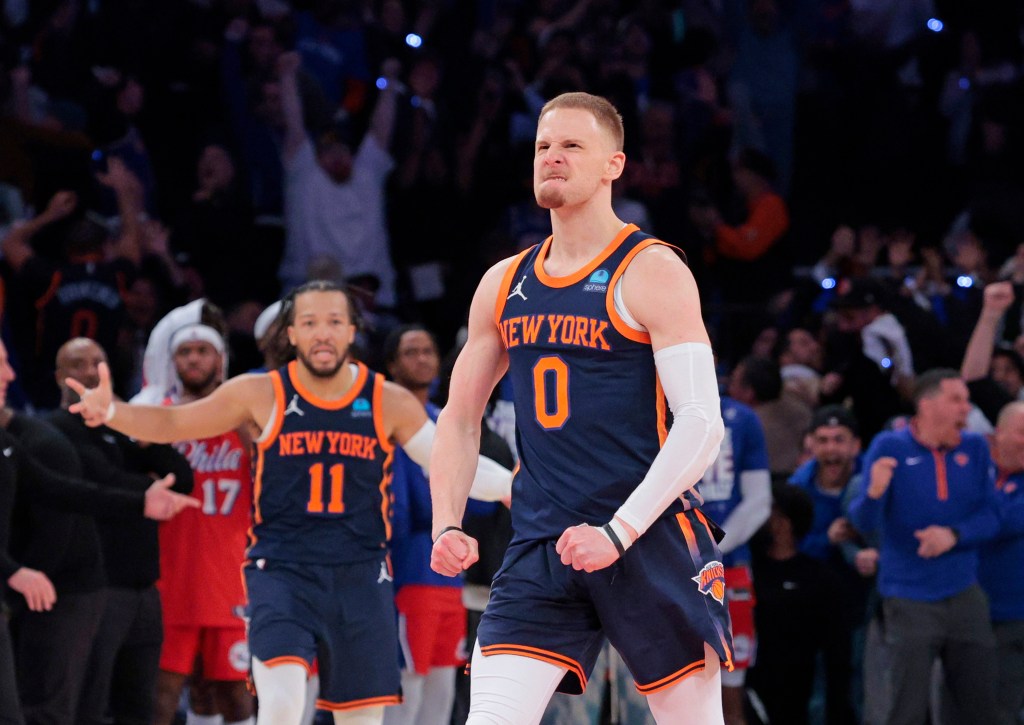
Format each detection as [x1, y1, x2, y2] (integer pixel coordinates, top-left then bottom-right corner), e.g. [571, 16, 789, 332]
[533, 356, 570, 430]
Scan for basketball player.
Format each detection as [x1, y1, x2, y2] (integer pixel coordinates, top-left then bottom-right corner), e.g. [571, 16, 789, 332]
[67, 280, 513, 725]
[430, 92, 731, 724]
[154, 323, 254, 725]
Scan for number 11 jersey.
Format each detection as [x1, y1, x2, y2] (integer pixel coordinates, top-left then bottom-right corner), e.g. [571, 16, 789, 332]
[249, 361, 395, 564]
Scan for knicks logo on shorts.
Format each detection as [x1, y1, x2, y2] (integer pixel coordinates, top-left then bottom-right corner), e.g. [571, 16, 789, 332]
[692, 561, 726, 605]
[229, 640, 250, 673]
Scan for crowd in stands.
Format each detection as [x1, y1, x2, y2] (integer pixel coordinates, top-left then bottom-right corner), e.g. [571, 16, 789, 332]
[2, 0, 1024, 723]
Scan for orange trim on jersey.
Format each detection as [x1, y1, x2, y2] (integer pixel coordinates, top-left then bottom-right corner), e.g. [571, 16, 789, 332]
[494, 247, 536, 328]
[604, 240, 686, 344]
[533, 224, 639, 288]
[933, 451, 949, 501]
[480, 644, 587, 690]
[693, 509, 717, 543]
[655, 373, 668, 447]
[635, 659, 706, 695]
[288, 360, 368, 410]
[262, 655, 312, 674]
[371, 374, 394, 454]
[315, 695, 402, 711]
[379, 447, 395, 541]
[257, 371, 287, 452]
[34, 270, 62, 310]
[676, 511, 698, 550]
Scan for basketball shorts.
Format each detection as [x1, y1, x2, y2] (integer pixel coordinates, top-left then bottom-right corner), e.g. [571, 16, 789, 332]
[244, 555, 401, 711]
[161, 625, 250, 680]
[395, 585, 467, 675]
[477, 508, 735, 696]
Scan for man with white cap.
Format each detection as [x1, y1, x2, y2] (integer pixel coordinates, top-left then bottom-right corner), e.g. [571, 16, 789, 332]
[153, 319, 255, 725]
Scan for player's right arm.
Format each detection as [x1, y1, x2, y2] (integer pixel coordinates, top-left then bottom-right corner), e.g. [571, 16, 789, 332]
[430, 259, 512, 576]
[67, 362, 269, 443]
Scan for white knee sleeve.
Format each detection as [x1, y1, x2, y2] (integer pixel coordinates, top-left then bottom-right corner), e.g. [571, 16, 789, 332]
[466, 640, 565, 725]
[252, 657, 307, 725]
[646, 643, 724, 725]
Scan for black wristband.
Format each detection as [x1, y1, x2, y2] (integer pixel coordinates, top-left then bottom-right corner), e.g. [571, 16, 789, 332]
[434, 525, 463, 544]
[602, 523, 626, 557]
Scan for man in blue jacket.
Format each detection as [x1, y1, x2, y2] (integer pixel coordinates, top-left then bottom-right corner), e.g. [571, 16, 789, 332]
[849, 368, 999, 725]
[979, 400, 1024, 725]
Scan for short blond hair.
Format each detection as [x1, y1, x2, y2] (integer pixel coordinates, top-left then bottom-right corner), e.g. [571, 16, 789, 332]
[539, 92, 625, 151]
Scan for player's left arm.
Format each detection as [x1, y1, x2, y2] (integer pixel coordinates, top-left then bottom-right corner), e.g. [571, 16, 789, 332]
[557, 245, 724, 572]
[383, 382, 513, 503]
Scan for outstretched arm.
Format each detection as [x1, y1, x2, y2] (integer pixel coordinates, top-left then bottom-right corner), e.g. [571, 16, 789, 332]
[277, 52, 308, 161]
[67, 362, 264, 443]
[962, 282, 1013, 382]
[1, 190, 77, 271]
[429, 260, 512, 575]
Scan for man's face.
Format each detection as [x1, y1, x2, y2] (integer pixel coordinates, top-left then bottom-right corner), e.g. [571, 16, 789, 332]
[56, 339, 106, 398]
[0, 340, 16, 408]
[994, 409, 1024, 472]
[534, 107, 623, 210]
[809, 424, 860, 482]
[318, 140, 354, 183]
[287, 291, 356, 379]
[388, 330, 439, 391]
[918, 379, 971, 437]
[786, 329, 822, 370]
[173, 341, 223, 394]
[991, 354, 1023, 398]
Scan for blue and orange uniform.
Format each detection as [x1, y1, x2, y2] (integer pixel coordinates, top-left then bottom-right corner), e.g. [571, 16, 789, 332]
[244, 360, 399, 711]
[483, 224, 734, 696]
[980, 470, 1024, 622]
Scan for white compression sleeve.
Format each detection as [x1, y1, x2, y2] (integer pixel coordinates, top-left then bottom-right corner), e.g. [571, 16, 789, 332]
[614, 342, 724, 539]
[402, 421, 512, 502]
[717, 470, 772, 555]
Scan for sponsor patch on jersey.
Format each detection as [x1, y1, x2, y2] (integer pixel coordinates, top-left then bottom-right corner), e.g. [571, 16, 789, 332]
[352, 397, 372, 417]
[583, 268, 610, 292]
[692, 561, 726, 605]
[229, 639, 250, 673]
[954, 452, 969, 467]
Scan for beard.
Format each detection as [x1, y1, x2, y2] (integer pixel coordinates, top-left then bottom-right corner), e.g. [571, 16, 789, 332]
[295, 347, 345, 379]
[179, 367, 220, 396]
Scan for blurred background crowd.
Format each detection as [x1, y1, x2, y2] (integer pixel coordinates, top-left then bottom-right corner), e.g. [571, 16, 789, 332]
[2, 0, 1024, 723]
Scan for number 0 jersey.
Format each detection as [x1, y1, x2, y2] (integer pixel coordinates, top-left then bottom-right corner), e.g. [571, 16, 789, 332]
[248, 361, 395, 564]
[495, 224, 700, 544]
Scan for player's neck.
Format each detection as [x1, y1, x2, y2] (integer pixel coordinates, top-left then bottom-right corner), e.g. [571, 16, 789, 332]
[547, 201, 625, 269]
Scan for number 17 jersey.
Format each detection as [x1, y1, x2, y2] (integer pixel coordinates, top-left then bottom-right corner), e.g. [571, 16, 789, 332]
[495, 224, 700, 544]
[248, 361, 395, 564]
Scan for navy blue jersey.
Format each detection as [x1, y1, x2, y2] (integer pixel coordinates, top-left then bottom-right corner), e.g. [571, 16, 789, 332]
[495, 224, 699, 543]
[248, 361, 394, 564]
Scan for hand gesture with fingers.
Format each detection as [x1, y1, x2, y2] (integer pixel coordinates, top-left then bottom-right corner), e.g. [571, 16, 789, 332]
[868, 457, 897, 499]
[143, 474, 201, 521]
[430, 529, 479, 576]
[8, 567, 56, 612]
[66, 362, 114, 427]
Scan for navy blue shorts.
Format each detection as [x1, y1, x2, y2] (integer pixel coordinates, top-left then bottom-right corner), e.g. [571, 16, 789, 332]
[477, 508, 734, 695]
[244, 556, 401, 711]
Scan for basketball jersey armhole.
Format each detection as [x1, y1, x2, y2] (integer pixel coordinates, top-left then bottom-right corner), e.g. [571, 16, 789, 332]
[604, 240, 687, 344]
[256, 370, 286, 450]
[494, 246, 538, 327]
[371, 374, 394, 453]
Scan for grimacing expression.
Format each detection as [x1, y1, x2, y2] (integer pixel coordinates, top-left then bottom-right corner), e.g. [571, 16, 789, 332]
[919, 378, 971, 436]
[809, 424, 860, 471]
[534, 108, 622, 210]
[288, 291, 356, 379]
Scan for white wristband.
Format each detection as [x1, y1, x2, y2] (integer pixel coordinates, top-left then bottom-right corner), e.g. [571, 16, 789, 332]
[104, 402, 116, 423]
